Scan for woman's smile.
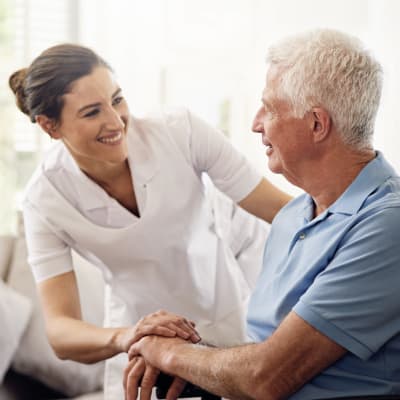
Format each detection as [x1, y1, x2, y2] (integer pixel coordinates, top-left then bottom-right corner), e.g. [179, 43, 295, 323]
[97, 131, 123, 145]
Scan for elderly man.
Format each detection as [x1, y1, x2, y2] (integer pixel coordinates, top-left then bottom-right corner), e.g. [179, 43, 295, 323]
[125, 29, 400, 400]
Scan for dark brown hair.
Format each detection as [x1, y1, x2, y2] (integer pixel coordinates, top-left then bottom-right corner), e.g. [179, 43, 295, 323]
[9, 43, 111, 123]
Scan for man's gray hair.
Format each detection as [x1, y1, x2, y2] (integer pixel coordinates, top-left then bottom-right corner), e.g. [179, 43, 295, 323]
[267, 29, 383, 149]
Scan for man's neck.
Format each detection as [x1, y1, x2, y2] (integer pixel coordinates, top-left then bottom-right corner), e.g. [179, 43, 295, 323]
[303, 147, 376, 218]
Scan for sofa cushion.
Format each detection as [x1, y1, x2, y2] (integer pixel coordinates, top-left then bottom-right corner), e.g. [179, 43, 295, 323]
[6, 233, 105, 397]
[0, 280, 32, 384]
[0, 235, 15, 281]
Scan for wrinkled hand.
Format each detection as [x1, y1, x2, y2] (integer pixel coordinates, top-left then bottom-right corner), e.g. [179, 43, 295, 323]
[128, 335, 189, 371]
[119, 309, 201, 352]
[123, 355, 186, 400]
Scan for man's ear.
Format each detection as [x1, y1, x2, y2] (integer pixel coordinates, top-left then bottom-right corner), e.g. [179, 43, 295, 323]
[35, 115, 61, 139]
[311, 107, 331, 143]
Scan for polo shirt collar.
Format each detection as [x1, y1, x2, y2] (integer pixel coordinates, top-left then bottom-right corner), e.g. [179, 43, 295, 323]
[301, 151, 397, 219]
[329, 151, 396, 215]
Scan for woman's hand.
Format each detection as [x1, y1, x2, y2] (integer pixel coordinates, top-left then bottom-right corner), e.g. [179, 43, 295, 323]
[117, 309, 201, 353]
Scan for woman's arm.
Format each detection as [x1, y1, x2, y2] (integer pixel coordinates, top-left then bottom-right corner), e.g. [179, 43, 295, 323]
[183, 110, 291, 223]
[38, 272, 200, 364]
[38, 271, 123, 363]
[238, 178, 291, 223]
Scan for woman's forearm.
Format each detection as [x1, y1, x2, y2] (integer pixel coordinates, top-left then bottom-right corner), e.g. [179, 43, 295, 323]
[239, 178, 291, 223]
[46, 316, 126, 363]
[45, 310, 201, 364]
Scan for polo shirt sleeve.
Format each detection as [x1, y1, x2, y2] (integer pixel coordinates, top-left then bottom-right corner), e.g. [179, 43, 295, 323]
[293, 204, 400, 360]
[23, 200, 74, 283]
[166, 108, 262, 203]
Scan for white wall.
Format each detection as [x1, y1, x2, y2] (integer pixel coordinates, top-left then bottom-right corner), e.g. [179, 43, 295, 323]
[78, 0, 400, 195]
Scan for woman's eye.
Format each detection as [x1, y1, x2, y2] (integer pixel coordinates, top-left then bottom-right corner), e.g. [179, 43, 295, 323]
[83, 109, 100, 118]
[112, 96, 124, 106]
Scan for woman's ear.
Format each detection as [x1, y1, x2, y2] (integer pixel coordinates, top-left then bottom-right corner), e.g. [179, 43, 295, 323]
[311, 107, 331, 143]
[35, 115, 61, 139]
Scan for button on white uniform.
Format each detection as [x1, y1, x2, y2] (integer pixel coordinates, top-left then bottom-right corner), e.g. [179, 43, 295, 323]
[299, 232, 306, 240]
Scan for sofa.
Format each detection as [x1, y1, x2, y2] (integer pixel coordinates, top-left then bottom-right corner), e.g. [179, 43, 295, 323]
[0, 215, 105, 400]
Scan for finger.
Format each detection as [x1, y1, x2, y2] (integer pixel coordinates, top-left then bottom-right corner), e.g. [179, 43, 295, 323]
[131, 325, 177, 345]
[169, 318, 200, 340]
[140, 365, 159, 400]
[152, 326, 177, 338]
[166, 377, 186, 400]
[177, 320, 201, 343]
[123, 358, 137, 395]
[128, 340, 144, 360]
[166, 322, 192, 340]
[125, 357, 146, 400]
[180, 318, 201, 341]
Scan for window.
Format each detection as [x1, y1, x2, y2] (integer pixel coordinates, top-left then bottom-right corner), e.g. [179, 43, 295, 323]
[1, 0, 399, 235]
[0, 0, 78, 234]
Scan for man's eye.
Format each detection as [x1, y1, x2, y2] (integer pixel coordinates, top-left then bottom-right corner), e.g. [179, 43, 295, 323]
[264, 108, 274, 119]
[83, 109, 100, 118]
[112, 96, 124, 106]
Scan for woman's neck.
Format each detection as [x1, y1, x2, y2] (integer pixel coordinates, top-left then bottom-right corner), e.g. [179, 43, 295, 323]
[80, 159, 130, 191]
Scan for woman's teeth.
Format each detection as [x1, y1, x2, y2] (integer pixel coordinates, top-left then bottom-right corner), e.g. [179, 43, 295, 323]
[98, 132, 122, 144]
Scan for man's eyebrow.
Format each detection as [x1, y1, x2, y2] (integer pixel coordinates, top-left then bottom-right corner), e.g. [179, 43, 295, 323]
[262, 98, 271, 107]
[78, 88, 122, 114]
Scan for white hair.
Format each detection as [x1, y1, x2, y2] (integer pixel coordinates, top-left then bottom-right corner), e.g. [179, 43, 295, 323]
[266, 29, 383, 149]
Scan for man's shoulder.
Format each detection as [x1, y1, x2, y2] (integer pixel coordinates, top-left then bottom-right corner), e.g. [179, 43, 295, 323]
[360, 175, 400, 216]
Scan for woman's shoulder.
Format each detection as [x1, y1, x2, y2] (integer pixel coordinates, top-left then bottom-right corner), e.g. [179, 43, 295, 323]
[129, 108, 194, 158]
[131, 107, 191, 135]
[23, 142, 75, 205]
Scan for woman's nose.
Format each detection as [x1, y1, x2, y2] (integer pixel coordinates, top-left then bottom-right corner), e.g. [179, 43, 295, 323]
[104, 106, 125, 130]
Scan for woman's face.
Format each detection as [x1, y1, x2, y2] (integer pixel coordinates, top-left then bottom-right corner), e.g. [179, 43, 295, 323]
[52, 66, 130, 169]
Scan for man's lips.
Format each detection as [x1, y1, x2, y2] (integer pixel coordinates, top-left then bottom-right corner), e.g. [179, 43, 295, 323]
[262, 138, 272, 149]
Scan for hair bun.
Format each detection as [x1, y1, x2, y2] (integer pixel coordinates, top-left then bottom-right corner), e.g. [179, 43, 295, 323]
[9, 68, 31, 117]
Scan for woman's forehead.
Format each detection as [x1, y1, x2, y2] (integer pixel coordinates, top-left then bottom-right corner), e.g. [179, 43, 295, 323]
[63, 67, 119, 108]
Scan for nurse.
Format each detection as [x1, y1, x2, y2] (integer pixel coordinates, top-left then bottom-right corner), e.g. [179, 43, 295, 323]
[9, 44, 290, 398]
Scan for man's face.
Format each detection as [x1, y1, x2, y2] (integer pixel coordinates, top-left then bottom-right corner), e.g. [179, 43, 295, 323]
[252, 67, 315, 185]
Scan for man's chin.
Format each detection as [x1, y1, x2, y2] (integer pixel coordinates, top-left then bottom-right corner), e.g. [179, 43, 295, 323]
[267, 160, 282, 174]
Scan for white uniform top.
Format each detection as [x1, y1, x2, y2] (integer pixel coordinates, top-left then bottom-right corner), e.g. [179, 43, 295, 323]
[23, 108, 264, 398]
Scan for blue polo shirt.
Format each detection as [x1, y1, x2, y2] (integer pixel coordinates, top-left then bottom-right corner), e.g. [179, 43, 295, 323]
[247, 152, 400, 399]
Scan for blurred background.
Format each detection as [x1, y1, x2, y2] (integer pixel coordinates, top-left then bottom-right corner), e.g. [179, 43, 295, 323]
[1, 0, 400, 234]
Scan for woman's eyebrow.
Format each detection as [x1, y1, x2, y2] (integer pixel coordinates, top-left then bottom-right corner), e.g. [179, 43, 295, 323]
[112, 88, 122, 97]
[78, 102, 101, 114]
[77, 88, 122, 114]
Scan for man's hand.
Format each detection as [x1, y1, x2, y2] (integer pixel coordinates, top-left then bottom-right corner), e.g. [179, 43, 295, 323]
[123, 354, 186, 400]
[123, 356, 157, 400]
[128, 335, 188, 370]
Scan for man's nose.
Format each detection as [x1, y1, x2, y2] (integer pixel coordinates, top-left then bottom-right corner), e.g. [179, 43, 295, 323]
[251, 108, 264, 133]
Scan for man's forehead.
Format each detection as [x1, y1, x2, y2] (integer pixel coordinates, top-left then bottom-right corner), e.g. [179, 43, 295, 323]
[262, 80, 275, 102]
[262, 73, 278, 103]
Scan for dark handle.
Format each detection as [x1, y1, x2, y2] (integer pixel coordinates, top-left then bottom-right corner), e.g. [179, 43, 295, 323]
[155, 372, 221, 400]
